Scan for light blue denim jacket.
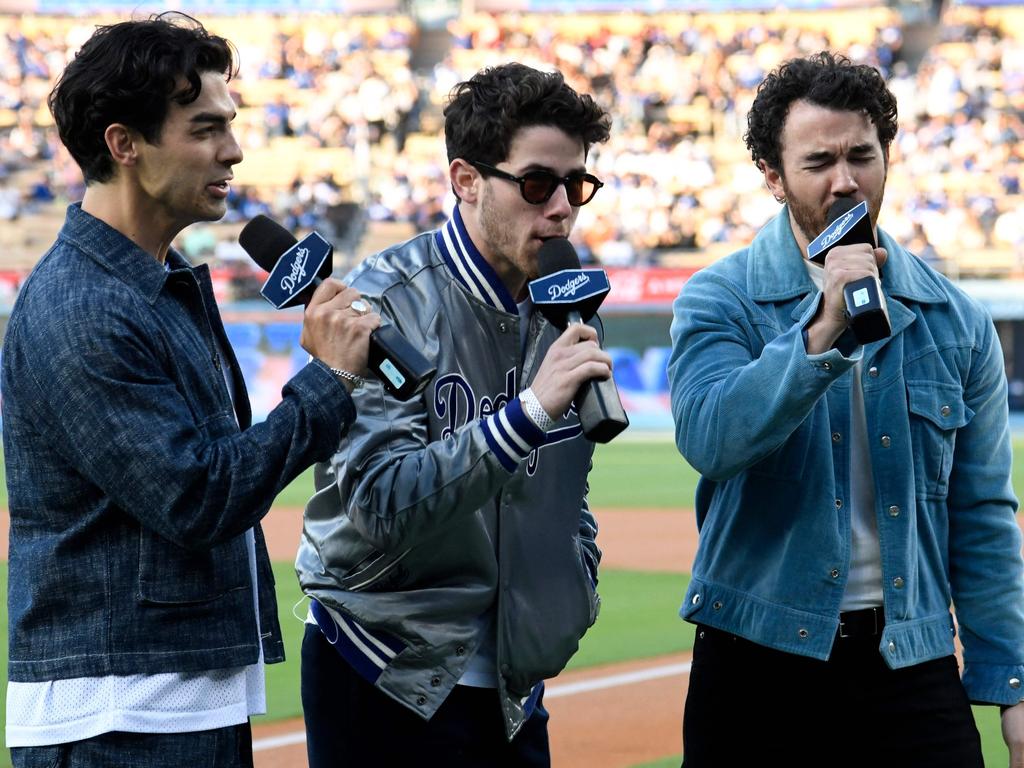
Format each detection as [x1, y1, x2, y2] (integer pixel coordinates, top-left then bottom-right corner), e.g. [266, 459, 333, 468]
[2, 204, 356, 682]
[668, 208, 1024, 706]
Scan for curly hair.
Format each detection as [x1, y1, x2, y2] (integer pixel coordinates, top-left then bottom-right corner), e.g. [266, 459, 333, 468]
[745, 51, 898, 173]
[443, 63, 611, 167]
[48, 12, 236, 184]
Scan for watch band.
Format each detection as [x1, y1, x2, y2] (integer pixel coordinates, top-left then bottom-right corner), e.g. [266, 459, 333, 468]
[520, 387, 555, 432]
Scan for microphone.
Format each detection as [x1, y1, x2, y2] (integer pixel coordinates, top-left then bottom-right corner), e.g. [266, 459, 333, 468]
[239, 214, 436, 401]
[807, 198, 891, 344]
[529, 238, 629, 444]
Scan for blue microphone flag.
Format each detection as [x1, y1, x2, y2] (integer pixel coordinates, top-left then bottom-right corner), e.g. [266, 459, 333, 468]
[259, 232, 333, 309]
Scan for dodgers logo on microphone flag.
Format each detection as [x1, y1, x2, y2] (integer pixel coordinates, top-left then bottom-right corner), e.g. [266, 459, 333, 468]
[259, 232, 333, 309]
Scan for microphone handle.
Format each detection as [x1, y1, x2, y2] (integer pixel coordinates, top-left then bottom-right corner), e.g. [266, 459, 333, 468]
[842, 275, 891, 344]
[566, 311, 629, 444]
[301, 278, 436, 401]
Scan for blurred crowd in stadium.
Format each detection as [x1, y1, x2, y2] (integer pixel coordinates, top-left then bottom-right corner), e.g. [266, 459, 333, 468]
[0, 3, 1023, 304]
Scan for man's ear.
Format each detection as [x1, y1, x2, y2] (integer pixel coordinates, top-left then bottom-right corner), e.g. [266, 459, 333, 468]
[760, 159, 785, 203]
[449, 159, 481, 204]
[103, 123, 139, 169]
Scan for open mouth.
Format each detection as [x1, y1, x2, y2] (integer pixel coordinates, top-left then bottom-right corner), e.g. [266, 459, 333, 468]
[207, 180, 230, 198]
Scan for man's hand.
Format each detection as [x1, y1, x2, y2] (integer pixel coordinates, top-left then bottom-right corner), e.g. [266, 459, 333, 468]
[529, 323, 612, 420]
[1002, 701, 1024, 767]
[300, 279, 381, 386]
[804, 244, 887, 354]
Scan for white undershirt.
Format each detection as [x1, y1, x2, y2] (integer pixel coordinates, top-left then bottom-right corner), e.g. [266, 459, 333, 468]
[805, 263, 884, 610]
[6, 329, 266, 746]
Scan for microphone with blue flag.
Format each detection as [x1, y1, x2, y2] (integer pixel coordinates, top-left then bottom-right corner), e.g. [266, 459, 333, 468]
[530, 238, 628, 444]
[807, 198, 891, 345]
[240, 215, 436, 401]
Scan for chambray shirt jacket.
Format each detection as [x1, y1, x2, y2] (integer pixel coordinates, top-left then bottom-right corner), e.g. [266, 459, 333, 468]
[668, 208, 1024, 706]
[2, 204, 355, 683]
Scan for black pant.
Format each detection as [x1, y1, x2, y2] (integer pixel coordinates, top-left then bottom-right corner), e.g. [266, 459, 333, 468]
[301, 623, 551, 767]
[682, 624, 983, 768]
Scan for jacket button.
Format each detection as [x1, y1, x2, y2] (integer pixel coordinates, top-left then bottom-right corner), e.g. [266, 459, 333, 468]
[1011, 678, 1022, 689]
[893, 576, 905, 589]
[868, 366, 879, 377]
[832, 432, 842, 443]
[821, 362, 832, 371]
[798, 628, 809, 638]
[888, 641, 896, 654]
[712, 601, 723, 610]
[416, 695, 427, 706]
[835, 498, 843, 510]
[692, 593, 701, 605]
[940, 405, 951, 417]
[880, 435, 891, 448]
[456, 645, 466, 656]
[888, 505, 901, 518]
[830, 569, 840, 579]
[431, 676, 442, 687]
[498, 322, 509, 333]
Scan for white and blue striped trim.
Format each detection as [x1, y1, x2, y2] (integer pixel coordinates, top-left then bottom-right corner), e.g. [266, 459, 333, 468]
[481, 398, 547, 472]
[310, 599, 406, 685]
[435, 206, 518, 314]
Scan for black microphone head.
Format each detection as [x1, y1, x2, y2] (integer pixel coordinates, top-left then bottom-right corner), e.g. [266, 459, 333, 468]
[827, 197, 859, 224]
[537, 237, 582, 277]
[239, 214, 299, 272]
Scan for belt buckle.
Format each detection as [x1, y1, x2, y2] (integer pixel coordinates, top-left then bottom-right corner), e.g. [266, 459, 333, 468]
[838, 607, 880, 639]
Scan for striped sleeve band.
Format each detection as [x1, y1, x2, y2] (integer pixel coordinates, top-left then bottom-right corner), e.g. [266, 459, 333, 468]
[481, 398, 547, 472]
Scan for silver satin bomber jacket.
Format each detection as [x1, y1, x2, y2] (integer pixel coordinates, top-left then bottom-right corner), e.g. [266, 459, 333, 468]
[296, 207, 602, 738]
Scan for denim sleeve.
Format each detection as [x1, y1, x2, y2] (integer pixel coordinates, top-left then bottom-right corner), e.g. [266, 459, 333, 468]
[948, 316, 1024, 705]
[667, 269, 858, 482]
[10, 295, 355, 550]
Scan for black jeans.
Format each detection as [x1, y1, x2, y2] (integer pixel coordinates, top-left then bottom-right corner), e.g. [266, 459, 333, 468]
[682, 624, 984, 768]
[10, 723, 253, 768]
[301, 623, 551, 767]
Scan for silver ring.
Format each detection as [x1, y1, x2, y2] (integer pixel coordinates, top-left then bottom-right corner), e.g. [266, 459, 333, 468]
[349, 299, 369, 316]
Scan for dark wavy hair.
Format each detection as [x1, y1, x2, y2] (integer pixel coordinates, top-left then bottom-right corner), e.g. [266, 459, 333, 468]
[745, 52, 898, 174]
[443, 63, 611, 167]
[48, 12, 236, 184]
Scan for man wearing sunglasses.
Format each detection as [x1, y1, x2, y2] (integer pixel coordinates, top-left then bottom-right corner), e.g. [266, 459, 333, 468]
[296, 62, 613, 766]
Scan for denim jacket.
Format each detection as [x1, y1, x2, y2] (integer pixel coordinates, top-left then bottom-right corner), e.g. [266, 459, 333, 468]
[668, 208, 1024, 706]
[2, 204, 355, 682]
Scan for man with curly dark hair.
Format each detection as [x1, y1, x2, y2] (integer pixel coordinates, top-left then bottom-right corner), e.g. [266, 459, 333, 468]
[2, 13, 377, 767]
[296, 62, 614, 766]
[668, 51, 1024, 766]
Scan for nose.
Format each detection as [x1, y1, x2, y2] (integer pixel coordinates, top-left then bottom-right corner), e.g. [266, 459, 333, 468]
[831, 161, 858, 197]
[221, 128, 244, 167]
[543, 182, 572, 220]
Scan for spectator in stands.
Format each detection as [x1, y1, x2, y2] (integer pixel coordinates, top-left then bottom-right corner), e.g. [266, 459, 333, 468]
[1, 13, 379, 767]
[296, 62, 612, 767]
[668, 51, 1024, 767]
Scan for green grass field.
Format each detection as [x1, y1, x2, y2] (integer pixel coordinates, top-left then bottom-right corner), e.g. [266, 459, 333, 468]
[0, 437, 1022, 766]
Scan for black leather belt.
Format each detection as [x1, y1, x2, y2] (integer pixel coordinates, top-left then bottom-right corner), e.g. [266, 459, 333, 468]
[837, 606, 884, 639]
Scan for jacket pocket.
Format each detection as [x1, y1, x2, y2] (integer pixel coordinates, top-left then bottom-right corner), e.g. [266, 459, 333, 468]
[906, 381, 971, 499]
[137, 531, 249, 605]
[338, 547, 413, 592]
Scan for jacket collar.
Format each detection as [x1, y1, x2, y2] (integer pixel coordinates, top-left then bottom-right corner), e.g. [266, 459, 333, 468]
[57, 203, 190, 305]
[749, 205, 949, 308]
[434, 205, 518, 314]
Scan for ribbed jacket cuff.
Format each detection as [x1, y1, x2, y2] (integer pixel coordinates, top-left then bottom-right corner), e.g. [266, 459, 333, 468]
[481, 398, 547, 472]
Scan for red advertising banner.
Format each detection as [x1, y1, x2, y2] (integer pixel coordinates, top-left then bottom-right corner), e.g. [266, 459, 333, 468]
[603, 267, 698, 308]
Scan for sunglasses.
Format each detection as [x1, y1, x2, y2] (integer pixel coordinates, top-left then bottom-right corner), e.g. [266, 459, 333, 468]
[470, 160, 603, 206]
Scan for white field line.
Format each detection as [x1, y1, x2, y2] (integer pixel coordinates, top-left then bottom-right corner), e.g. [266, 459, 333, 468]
[252, 659, 691, 752]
